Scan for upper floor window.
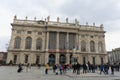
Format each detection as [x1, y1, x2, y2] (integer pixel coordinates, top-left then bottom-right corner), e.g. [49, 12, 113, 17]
[25, 37, 32, 49]
[98, 41, 103, 53]
[90, 41, 95, 52]
[27, 31, 32, 34]
[14, 36, 21, 49]
[17, 30, 21, 34]
[36, 38, 42, 50]
[38, 32, 42, 35]
[81, 40, 86, 52]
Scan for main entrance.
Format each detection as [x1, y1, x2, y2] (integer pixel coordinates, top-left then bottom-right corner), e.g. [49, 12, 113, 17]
[49, 54, 55, 66]
[59, 54, 66, 64]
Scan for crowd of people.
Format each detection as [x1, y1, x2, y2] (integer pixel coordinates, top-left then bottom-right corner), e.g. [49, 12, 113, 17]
[45, 62, 120, 75]
[17, 62, 120, 76]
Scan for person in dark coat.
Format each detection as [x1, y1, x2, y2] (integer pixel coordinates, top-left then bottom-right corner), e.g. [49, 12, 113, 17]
[17, 63, 23, 73]
[111, 64, 114, 75]
[76, 62, 81, 74]
[82, 63, 87, 74]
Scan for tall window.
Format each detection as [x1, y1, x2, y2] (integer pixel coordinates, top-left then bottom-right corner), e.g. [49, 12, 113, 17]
[36, 38, 42, 50]
[25, 37, 32, 49]
[49, 32, 57, 49]
[25, 55, 29, 63]
[101, 57, 103, 64]
[59, 33, 66, 50]
[90, 41, 95, 52]
[98, 41, 103, 53]
[14, 36, 21, 49]
[81, 40, 86, 52]
[69, 33, 76, 50]
[36, 55, 40, 64]
[83, 57, 86, 64]
[13, 55, 17, 64]
[92, 57, 95, 64]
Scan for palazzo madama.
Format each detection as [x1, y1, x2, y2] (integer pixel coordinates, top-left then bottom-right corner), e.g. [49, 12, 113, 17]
[6, 16, 108, 65]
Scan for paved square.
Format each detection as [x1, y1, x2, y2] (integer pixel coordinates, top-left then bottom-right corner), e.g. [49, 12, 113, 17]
[0, 66, 120, 80]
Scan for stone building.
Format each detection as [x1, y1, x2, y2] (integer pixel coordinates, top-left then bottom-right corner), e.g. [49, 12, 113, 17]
[0, 52, 7, 64]
[7, 16, 108, 65]
[108, 48, 120, 64]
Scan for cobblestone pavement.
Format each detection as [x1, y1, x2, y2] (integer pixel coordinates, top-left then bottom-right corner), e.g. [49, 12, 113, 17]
[0, 66, 120, 80]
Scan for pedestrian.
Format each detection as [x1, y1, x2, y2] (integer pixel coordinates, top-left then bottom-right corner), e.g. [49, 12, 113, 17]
[45, 63, 49, 74]
[111, 64, 114, 75]
[17, 63, 23, 73]
[99, 64, 106, 75]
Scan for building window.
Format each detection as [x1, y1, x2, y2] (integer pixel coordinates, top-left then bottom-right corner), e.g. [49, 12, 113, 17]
[81, 40, 86, 52]
[25, 37, 32, 49]
[49, 54, 55, 66]
[83, 57, 86, 64]
[36, 55, 40, 64]
[81, 35, 85, 38]
[17, 30, 21, 34]
[25, 55, 29, 63]
[59, 54, 66, 64]
[101, 57, 103, 64]
[69, 33, 76, 50]
[36, 38, 42, 50]
[49, 32, 57, 49]
[14, 36, 21, 49]
[38, 32, 42, 35]
[90, 41, 95, 52]
[98, 41, 103, 53]
[59, 33, 67, 50]
[92, 57, 95, 64]
[27, 31, 32, 34]
[13, 55, 17, 64]
[90, 36, 94, 38]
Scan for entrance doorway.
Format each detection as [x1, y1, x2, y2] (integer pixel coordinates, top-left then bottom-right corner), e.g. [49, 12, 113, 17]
[59, 54, 66, 64]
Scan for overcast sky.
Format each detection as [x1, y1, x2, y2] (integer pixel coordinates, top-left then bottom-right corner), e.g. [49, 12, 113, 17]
[0, 0, 120, 51]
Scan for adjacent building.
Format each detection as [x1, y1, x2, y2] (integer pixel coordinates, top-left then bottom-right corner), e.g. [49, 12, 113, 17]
[108, 48, 120, 64]
[7, 16, 108, 65]
[0, 52, 7, 64]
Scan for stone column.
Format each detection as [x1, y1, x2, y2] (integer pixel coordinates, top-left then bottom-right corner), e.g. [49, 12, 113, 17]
[31, 37, 36, 50]
[78, 34, 81, 52]
[87, 35, 90, 53]
[66, 53, 70, 64]
[45, 53, 49, 64]
[56, 32, 59, 51]
[21, 35, 25, 50]
[66, 33, 69, 50]
[55, 53, 59, 64]
[46, 32, 49, 51]
[76, 33, 79, 50]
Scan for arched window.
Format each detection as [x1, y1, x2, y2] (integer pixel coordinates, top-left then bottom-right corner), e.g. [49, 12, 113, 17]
[14, 36, 21, 49]
[49, 54, 55, 66]
[90, 41, 95, 52]
[36, 38, 42, 50]
[81, 40, 86, 52]
[59, 54, 66, 64]
[98, 41, 103, 53]
[25, 37, 32, 49]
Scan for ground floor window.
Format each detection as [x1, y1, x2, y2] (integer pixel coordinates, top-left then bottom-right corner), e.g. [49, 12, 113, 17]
[101, 57, 103, 64]
[36, 55, 40, 64]
[92, 57, 95, 64]
[83, 57, 86, 64]
[25, 55, 29, 63]
[70, 54, 73, 64]
[13, 55, 17, 64]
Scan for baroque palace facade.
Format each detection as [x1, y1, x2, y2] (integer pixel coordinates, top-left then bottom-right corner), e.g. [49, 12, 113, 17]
[7, 16, 108, 65]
